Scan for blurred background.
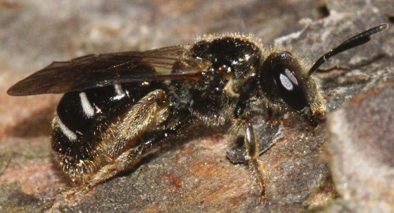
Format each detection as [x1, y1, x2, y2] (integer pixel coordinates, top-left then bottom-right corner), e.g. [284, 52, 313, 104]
[0, 0, 393, 212]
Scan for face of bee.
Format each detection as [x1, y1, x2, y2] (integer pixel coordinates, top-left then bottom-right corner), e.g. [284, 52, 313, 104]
[262, 52, 308, 111]
[257, 51, 324, 126]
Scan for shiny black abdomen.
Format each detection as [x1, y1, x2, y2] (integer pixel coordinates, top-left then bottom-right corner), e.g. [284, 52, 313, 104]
[52, 82, 162, 160]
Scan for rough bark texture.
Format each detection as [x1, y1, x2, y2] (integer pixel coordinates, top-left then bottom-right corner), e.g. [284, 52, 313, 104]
[0, 0, 393, 212]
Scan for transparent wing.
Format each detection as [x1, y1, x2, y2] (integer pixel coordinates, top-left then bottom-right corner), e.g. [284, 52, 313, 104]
[8, 45, 207, 96]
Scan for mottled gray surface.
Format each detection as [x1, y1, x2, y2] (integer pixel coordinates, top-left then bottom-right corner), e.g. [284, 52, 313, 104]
[0, 0, 393, 212]
[327, 79, 394, 213]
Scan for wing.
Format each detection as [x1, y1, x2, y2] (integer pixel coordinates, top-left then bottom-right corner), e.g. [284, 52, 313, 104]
[7, 45, 209, 96]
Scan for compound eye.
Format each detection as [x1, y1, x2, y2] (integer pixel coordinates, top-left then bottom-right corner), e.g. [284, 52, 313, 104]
[273, 63, 308, 110]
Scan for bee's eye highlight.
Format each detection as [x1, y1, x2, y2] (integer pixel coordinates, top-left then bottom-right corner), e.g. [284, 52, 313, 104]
[279, 68, 298, 90]
[272, 62, 307, 111]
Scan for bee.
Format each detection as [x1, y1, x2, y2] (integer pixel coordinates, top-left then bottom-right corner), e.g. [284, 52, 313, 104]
[7, 23, 388, 199]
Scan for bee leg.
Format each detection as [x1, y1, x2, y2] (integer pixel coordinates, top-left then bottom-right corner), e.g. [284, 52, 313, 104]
[142, 109, 193, 148]
[79, 94, 194, 194]
[75, 89, 171, 193]
[83, 147, 144, 192]
[244, 121, 266, 200]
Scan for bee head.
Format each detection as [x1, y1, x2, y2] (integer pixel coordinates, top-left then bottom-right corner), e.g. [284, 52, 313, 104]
[259, 23, 388, 126]
[260, 51, 324, 126]
[262, 51, 308, 111]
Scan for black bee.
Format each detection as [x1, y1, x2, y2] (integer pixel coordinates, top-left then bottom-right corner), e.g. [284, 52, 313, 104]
[7, 23, 388, 199]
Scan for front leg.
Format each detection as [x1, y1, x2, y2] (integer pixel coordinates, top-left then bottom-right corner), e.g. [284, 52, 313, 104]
[244, 121, 266, 199]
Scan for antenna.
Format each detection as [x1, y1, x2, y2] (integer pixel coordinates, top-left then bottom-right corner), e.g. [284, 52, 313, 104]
[307, 23, 388, 76]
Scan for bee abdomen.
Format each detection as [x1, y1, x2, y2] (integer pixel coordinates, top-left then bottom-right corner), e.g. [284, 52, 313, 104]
[51, 83, 154, 179]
